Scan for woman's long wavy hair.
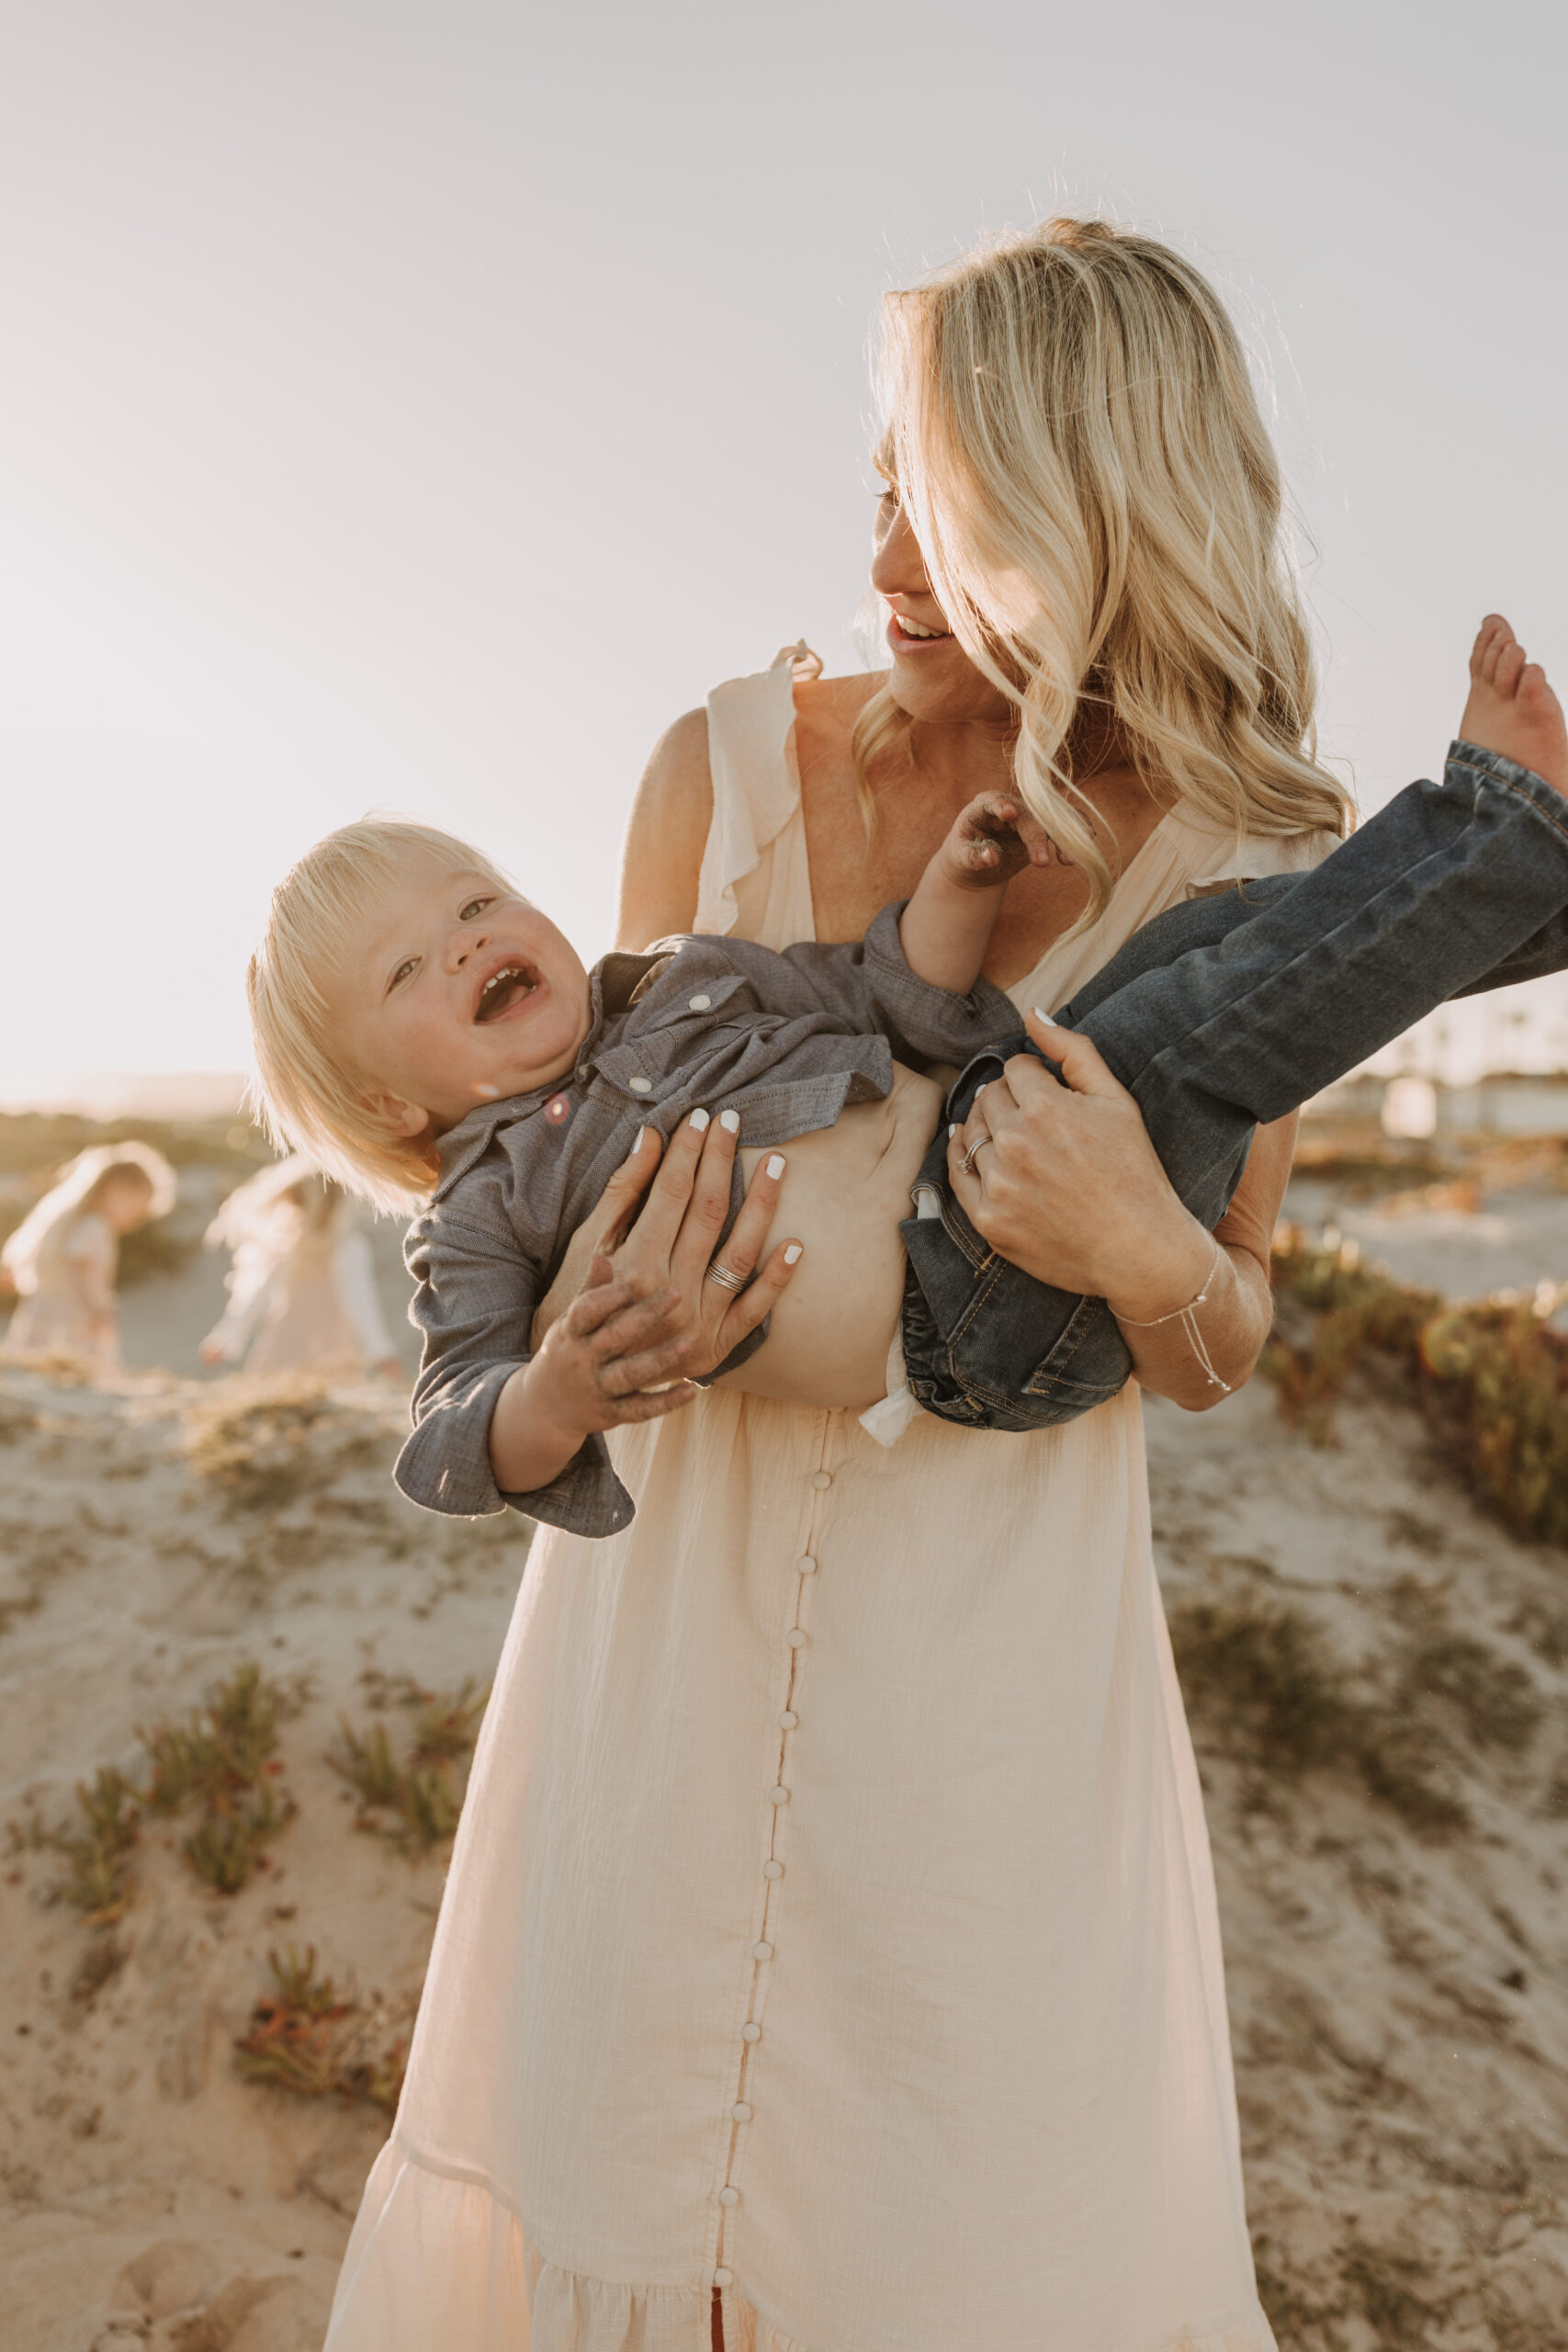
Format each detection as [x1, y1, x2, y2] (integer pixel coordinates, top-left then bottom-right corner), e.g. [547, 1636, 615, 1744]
[855, 217, 1351, 924]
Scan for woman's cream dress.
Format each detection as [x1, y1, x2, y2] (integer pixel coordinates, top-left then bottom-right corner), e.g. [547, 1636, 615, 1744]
[326, 655, 1329, 2352]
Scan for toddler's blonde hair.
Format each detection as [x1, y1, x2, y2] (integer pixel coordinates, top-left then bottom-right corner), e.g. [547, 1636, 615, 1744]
[247, 819, 513, 1213]
[857, 216, 1351, 925]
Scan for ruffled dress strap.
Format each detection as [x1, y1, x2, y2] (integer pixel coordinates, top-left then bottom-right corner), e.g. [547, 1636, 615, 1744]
[694, 643, 820, 951]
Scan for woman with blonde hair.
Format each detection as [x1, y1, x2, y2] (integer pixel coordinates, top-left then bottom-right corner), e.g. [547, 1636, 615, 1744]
[1, 1142, 175, 1373]
[328, 220, 1349, 2352]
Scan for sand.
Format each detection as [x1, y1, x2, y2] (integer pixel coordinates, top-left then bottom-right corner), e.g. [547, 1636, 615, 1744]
[3, 1166, 1567, 2349]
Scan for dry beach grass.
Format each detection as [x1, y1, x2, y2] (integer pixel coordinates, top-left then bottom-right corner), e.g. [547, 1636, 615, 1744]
[2, 1153, 1567, 2346]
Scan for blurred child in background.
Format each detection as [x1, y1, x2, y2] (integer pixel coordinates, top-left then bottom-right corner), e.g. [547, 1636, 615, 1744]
[200, 1157, 402, 1378]
[0, 1142, 176, 1374]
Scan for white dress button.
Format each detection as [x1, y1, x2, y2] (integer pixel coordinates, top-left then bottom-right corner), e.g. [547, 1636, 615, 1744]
[786, 1628, 807, 1649]
[628, 1076, 653, 1094]
[768, 1785, 789, 1805]
[810, 1470, 832, 1490]
[778, 1710, 798, 1730]
[796, 1554, 818, 1574]
[762, 1859, 783, 1880]
[714, 2267, 733, 2289]
[731, 2101, 752, 2121]
[688, 993, 712, 1012]
[741, 2022, 761, 2043]
[752, 1940, 773, 1961]
[718, 2185, 739, 2206]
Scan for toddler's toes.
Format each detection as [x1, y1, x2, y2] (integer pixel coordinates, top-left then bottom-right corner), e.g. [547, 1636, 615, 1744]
[1518, 661, 1554, 714]
[1495, 637, 1527, 699]
[1472, 614, 1512, 684]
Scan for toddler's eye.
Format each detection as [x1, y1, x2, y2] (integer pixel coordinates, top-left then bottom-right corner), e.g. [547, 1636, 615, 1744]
[386, 957, 417, 994]
[459, 896, 493, 921]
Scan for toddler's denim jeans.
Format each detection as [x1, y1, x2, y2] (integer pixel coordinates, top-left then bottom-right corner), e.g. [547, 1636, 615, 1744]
[899, 742, 1568, 1430]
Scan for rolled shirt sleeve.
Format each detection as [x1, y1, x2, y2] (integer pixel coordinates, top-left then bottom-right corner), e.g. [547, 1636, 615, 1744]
[767, 903, 1017, 1066]
[394, 1210, 635, 1537]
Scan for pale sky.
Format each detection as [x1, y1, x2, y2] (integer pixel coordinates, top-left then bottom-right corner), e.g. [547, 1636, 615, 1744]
[2, 0, 1564, 1099]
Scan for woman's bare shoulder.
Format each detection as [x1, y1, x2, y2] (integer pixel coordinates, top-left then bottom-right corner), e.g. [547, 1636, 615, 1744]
[794, 669, 886, 727]
[615, 707, 714, 949]
[792, 670, 887, 787]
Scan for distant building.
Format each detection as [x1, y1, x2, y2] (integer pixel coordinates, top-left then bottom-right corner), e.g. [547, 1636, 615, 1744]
[1438, 1072, 1568, 1136]
[1304, 1070, 1568, 1138]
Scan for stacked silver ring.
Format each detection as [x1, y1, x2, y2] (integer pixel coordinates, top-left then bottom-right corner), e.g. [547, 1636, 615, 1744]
[958, 1136, 990, 1176]
[705, 1261, 748, 1293]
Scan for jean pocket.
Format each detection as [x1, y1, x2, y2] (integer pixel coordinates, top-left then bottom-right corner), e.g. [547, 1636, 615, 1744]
[1020, 1294, 1132, 1405]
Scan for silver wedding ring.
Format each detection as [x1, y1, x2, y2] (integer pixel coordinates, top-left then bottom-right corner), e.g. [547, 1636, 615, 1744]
[705, 1261, 748, 1293]
[958, 1136, 991, 1176]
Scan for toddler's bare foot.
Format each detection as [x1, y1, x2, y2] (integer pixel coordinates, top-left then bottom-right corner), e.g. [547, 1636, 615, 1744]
[1459, 615, 1568, 797]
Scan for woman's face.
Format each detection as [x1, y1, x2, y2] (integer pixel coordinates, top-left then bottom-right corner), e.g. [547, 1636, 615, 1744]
[870, 481, 1011, 727]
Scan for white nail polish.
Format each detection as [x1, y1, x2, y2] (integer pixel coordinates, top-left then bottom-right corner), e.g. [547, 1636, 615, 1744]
[1032, 1008, 1058, 1026]
[948, 1124, 958, 1138]
[975, 1081, 987, 1097]
[720, 1109, 739, 1133]
[767, 1153, 786, 1179]
[784, 1244, 803, 1264]
[690, 1108, 710, 1131]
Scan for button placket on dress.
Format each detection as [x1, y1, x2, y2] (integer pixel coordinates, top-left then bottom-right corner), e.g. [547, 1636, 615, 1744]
[709, 1410, 838, 2309]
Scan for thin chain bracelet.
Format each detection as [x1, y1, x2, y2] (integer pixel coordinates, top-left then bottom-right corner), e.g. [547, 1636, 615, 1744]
[1111, 1238, 1233, 1394]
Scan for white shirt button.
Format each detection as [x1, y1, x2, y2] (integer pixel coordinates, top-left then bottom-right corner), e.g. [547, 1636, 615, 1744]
[778, 1709, 798, 1730]
[576, 1066, 590, 1083]
[768, 1785, 789, 1805]
[810, 1470, 832, 1490]
[628, 1076, 653, 1094]
[731, 2101, 752, 2121]
[796, 1554, 818, 1575]
[786, 1628, 807, 1649]
[741, 2022, 761, 2043]
[752, 1940, 773, 1961]
[688, 993, 712, 1012]
[718, 2186, 739, 2206]
[714, 2267, 733, 2289]
[762, 1859, 783, 1880]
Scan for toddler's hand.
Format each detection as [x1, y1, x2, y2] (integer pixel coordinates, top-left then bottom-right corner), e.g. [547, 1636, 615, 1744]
[940, 792, 1054, 891]
[526, 1258, 700, 1439]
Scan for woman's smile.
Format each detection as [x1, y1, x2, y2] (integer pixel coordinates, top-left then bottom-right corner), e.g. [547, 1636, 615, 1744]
[886, 606, 953, 653]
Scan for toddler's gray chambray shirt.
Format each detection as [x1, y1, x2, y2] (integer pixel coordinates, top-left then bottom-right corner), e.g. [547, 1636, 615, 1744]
[394, 903, 1014, 1535]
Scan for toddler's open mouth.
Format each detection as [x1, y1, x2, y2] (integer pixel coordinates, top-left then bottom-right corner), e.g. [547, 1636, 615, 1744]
[474, 961, 544, 1023]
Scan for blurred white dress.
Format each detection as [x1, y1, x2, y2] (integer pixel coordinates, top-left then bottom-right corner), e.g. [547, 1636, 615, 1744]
[326, 656, 1329, 2352]
[3, 1212, 119, 1370]
[203, 1172, 395, 1375]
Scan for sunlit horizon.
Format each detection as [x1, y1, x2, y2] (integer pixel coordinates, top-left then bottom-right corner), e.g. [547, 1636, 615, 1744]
[3, 4, 1564, 1092]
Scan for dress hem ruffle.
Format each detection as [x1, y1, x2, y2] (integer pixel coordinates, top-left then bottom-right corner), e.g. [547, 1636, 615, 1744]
[323, 2137, 1277, 2352]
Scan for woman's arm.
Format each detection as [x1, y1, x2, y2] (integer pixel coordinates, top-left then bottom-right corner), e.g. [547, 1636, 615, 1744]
[948, 1020, 1292, 1410]
[1114, 1114, 1293, 1408]
[615, 707, 714, 949]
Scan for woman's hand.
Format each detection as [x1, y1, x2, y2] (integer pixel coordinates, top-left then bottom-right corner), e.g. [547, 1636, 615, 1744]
[946, 1009, 1278, 1408]
[583, 1112, 802, 1389]
[529, 1112, 802, 1381]
[947, 1015, 1213, 1317]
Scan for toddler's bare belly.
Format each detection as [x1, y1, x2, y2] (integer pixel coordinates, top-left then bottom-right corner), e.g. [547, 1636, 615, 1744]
[724, 1061, 942, 1411]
